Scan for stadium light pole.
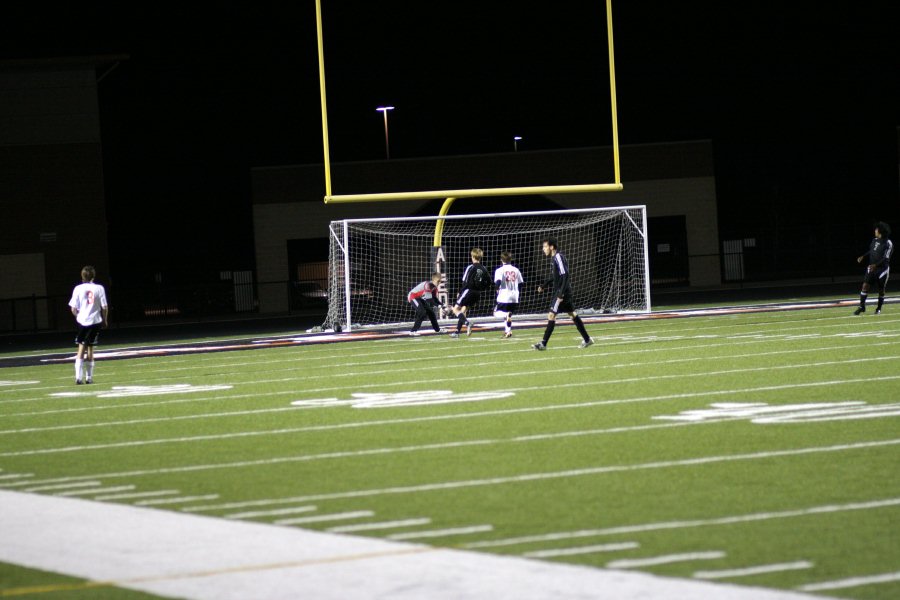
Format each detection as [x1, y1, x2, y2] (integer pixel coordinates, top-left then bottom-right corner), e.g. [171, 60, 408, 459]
[376, 106, 395, 159]
[513, 136, 522, 152]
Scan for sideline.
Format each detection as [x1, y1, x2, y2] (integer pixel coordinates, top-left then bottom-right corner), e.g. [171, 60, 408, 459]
[0, 491, 823, 600]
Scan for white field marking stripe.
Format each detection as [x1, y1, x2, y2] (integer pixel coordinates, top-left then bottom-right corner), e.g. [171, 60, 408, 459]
[0, 472, 33, 480]
[135, 494, 219, 506]
[95, 490, 181, 501]
[0, 380, 40, 386]
[523, 542, 640, 558]
[1, 333, 890, 412]
[5, 311, 890, 401]
[798, 571, 900, 592]
[5, 347, 895, 423]
[122, 339, 900, 394]
[274, 510, 374, 525]
[387, 525, 493, 540]
[462, 498, 900, 549]
[7, 375, 900, 480]
[225, 505, 317, 519]
[176, 439, 900, 508]
[694, 561, 814, 579]
[24, 480, 102, 492]
[5, 310, 898, 396]
[327, 518, 432, 533]
[0, 364, 590, 415]
[55, 485, 135, 497]
[608, 552, 725, 569]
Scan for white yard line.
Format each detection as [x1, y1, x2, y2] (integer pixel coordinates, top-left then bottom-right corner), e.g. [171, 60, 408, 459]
[608, 552, 726, 569]
[23, 481, 102, 492]
[0, 491, 826, 599]
[225, 505, 317, 519]
[275, 511, 374, 525]
[327, 518, 432, 533]
[464, 498, 900, 549]
[135, 494, 219, 506]
[3, 329, 893, 408]
[95, 490, 181, 501]
[797, 571, 900, 592]
[694, 561, 814, 579]
[523, 542, 640, 558]
[56, 485, 135, 497]
[386, 525, 494, 540]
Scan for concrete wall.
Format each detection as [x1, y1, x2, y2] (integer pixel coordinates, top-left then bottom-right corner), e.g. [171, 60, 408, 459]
[0, 62, 110, 327]
[252, 141, 721, 312]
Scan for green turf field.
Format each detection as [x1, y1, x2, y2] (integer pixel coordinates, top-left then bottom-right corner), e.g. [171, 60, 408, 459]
[1, 302, 899, 599]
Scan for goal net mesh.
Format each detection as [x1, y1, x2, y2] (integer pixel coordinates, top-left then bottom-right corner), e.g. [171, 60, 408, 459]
[326, 207, 648, 330]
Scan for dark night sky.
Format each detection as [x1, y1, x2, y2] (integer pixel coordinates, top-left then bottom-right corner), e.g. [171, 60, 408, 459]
[3, 2, 899, 283]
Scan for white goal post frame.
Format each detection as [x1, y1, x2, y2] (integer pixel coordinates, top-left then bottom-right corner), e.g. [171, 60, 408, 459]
[327, 206, 651, 332]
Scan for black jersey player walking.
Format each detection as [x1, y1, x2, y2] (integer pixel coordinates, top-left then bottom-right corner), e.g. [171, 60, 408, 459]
[533, 237, 594, 350]
[855, 221, 893, 315]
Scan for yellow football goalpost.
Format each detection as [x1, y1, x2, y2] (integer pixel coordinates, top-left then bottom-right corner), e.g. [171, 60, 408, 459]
[314, 0, 623, 206]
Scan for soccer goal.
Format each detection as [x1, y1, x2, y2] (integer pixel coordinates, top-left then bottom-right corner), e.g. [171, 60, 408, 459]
[325, 206, 649, 332]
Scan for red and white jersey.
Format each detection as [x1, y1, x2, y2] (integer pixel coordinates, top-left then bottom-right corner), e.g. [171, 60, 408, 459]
[69, 282, 108, 326]
[494, 264, 523, 303]
[408, 280, 438, 303]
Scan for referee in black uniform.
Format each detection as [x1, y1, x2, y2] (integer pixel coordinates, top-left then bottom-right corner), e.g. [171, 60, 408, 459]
[855, 221, 893, 315]
[533, 237, 594, 350]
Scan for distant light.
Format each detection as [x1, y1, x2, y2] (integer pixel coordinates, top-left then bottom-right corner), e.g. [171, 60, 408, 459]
[376, 106, 395, 112]
[514, 136, 522, 141]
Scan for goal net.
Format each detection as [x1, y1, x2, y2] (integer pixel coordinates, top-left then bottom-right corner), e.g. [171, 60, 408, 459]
[325, 206, 649, 331]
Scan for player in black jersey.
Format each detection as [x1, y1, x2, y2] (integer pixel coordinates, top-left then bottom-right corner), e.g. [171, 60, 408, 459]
[855, 222, 893, 315]
[532, 237, 594, 350]
[448, 248, 491, 337]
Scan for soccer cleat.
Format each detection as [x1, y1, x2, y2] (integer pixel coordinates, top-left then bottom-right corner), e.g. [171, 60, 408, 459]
[449, 332, 460, 338]
[465, 322, 473, 337]
[76, 379, 83, 385]
[579, 337, 594, 349]
[532, 342, 546, 351]
[854, 307, 865, 315]
[503, 331, 512, 339]
[86, 378, 93, 384]
[875, 308, 882, 315]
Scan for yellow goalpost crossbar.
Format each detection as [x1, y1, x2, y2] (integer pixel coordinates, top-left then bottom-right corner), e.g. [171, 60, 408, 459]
[314, 0, 623, 204]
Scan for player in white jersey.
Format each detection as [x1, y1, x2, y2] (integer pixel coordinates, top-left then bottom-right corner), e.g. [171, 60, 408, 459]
[68, 265, 109, 384]
[493, 251, 524, 338]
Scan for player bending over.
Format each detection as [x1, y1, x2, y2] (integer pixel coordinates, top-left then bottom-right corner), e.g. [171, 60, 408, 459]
[533, 237, 593, 351]
[68, 265, 109, 384]
[448, 248, 491, 338]
[855, 221, 892, 315]
[493, 251, 523, 338]
[407, 272, 444, 335]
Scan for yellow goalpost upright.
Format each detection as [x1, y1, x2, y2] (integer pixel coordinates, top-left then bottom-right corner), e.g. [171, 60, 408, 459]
[313, 0, 623, 205]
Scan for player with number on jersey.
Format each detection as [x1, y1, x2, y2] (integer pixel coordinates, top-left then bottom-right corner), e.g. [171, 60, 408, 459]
[493, 251, 524, 338]
[448, 248, 491, 337]
[68, 265, 109, 384]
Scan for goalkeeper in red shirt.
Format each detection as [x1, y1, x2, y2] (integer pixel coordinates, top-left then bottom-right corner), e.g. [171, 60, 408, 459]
[407, 272, 444, 335]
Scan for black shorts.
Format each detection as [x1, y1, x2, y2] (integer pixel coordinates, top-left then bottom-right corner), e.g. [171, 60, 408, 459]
[864, 266, 890, 289]
[454, 289, 480, 308]
[75, 324, 102, 346]
[549, 296, 576, 315]
[495, 302, 518, 314]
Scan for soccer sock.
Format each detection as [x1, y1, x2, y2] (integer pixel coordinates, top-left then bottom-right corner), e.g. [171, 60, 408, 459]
[877, 295, 885, 310]
[75, 358, 83, 381]
[87, 361, 95, 380]
[542, 321, 555, 345]
[573, 315, 590, 341]
[505, 318, 512, 333]
[456, 313, 467, 333]
[859, 292, 867, 307]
